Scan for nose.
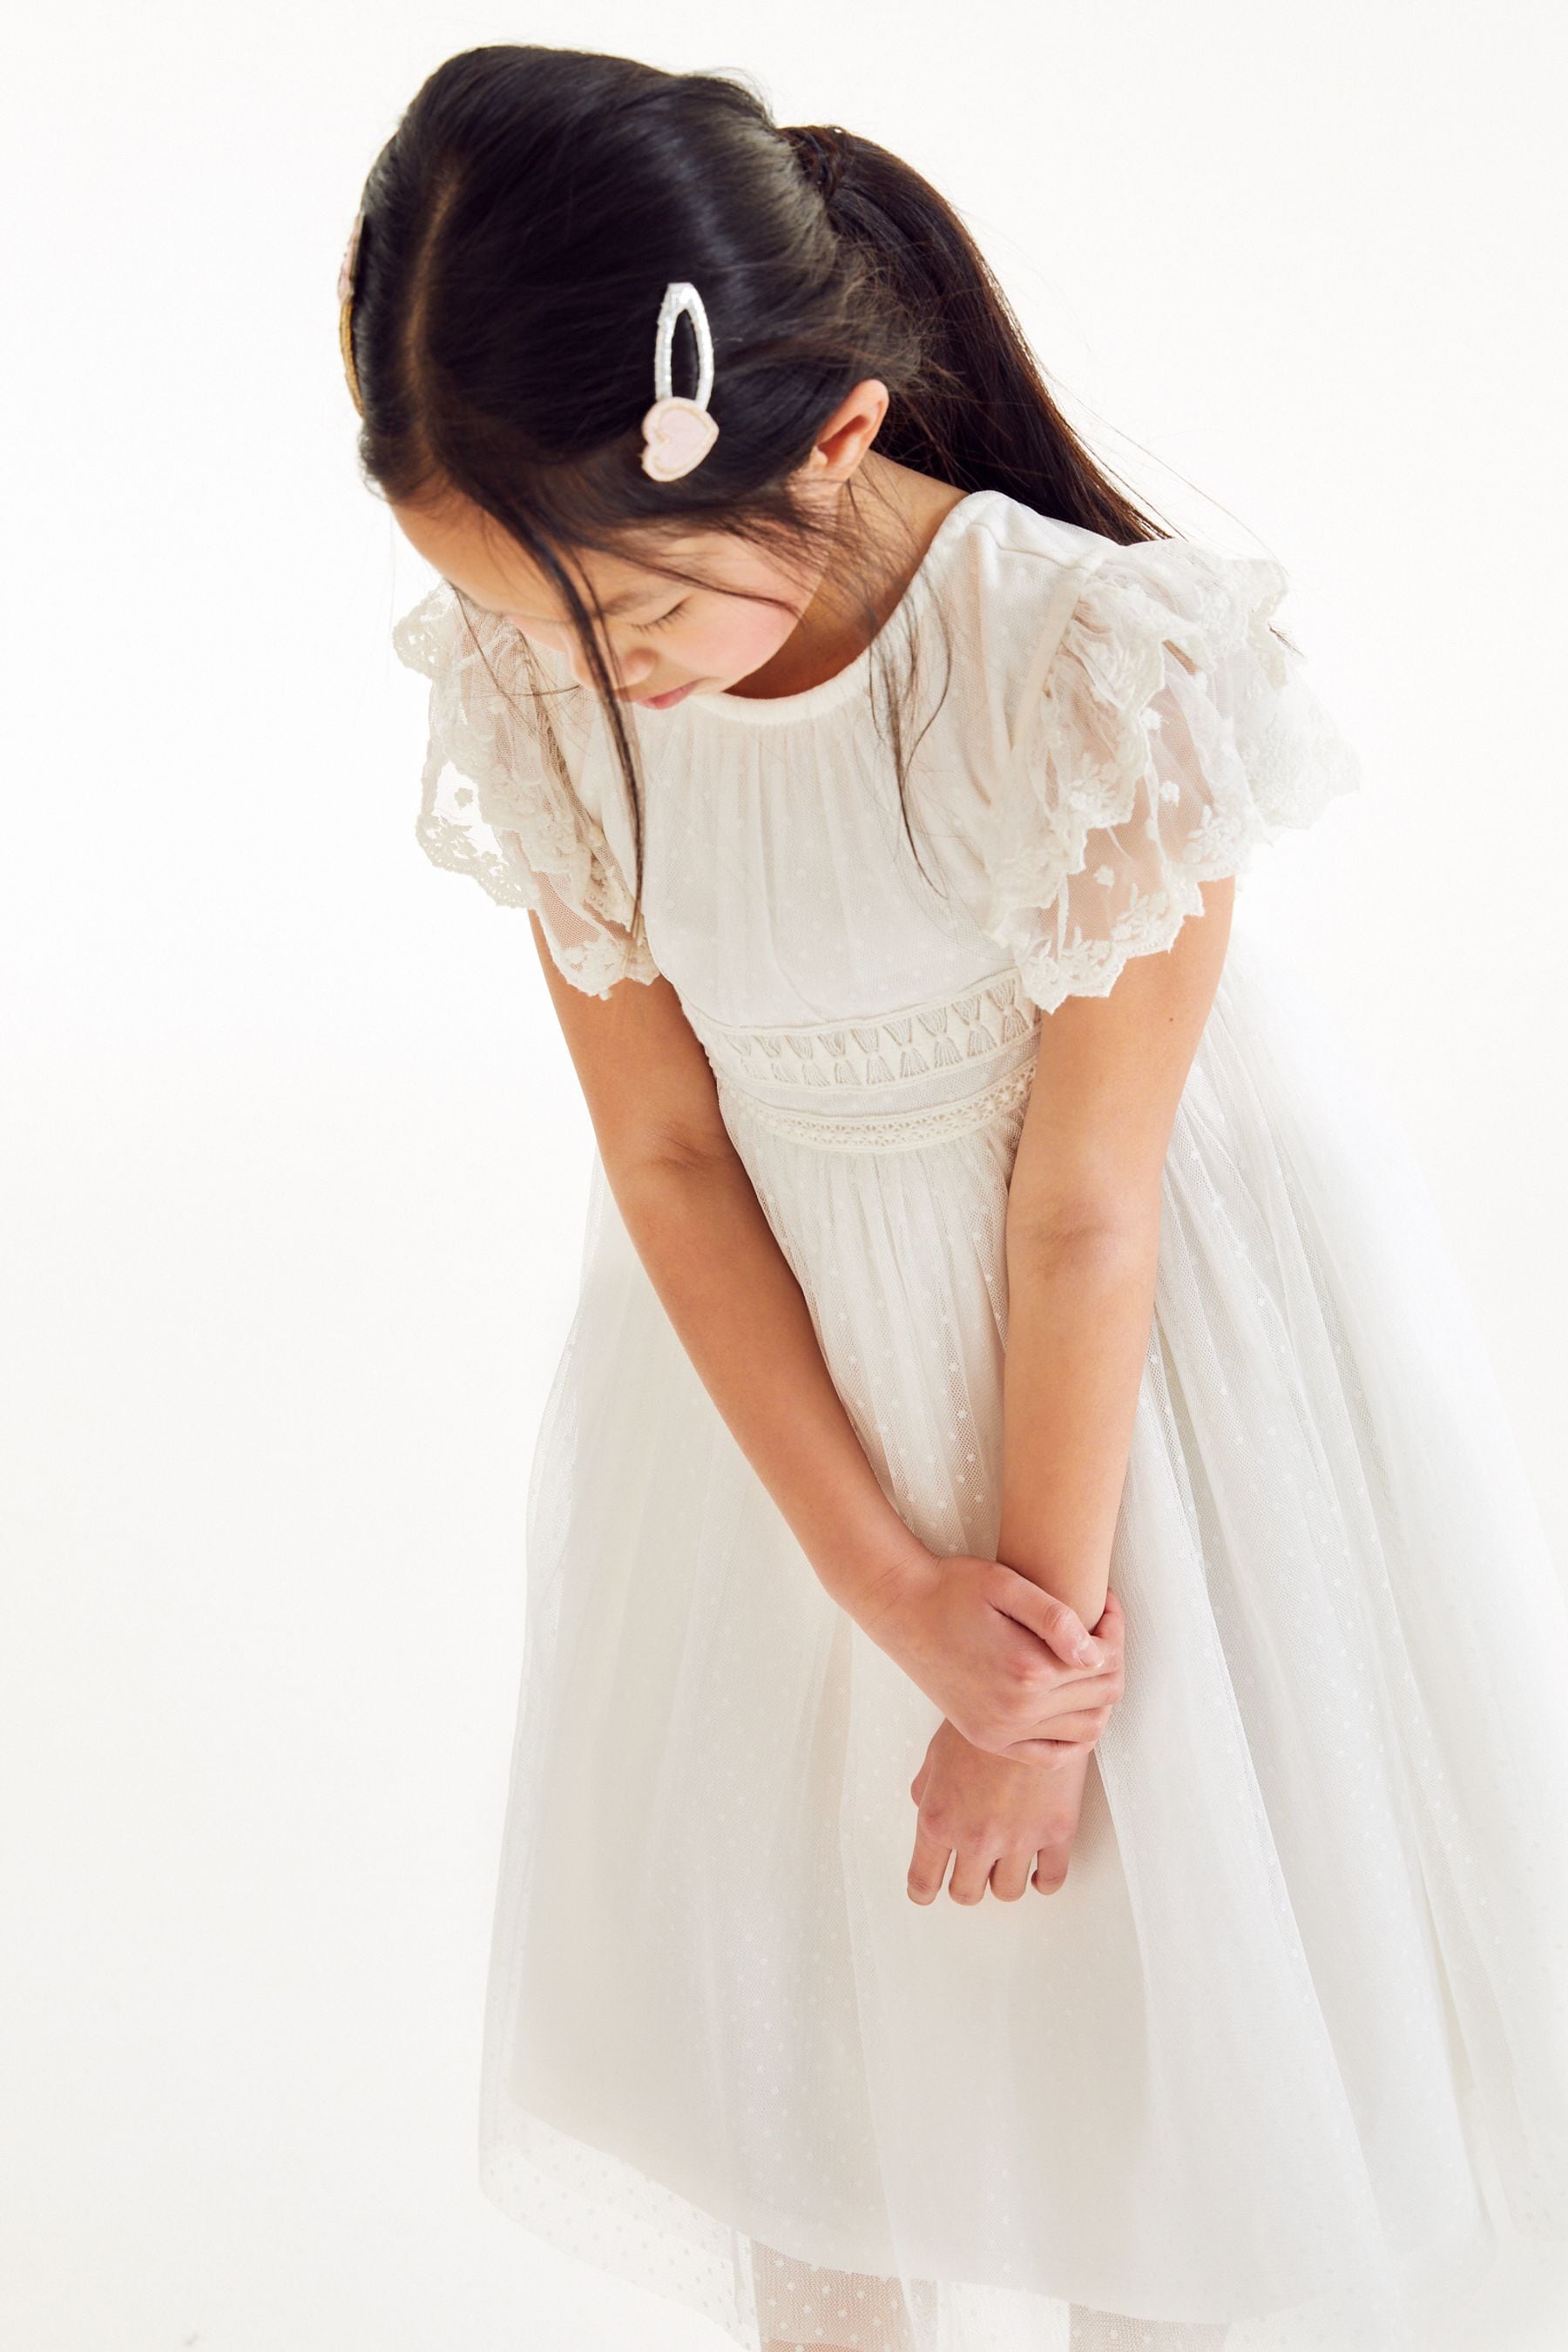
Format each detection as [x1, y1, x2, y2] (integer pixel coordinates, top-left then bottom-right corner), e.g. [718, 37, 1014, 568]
[567, 645, 657, 693]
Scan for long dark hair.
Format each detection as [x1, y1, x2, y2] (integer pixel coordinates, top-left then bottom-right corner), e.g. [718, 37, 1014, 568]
[345, 46, 1173, 934]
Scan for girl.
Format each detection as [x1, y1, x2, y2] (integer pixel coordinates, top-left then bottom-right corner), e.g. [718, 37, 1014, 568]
[338, 44, 1568, 2352]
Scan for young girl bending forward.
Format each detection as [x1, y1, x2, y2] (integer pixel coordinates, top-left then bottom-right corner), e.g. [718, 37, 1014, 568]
[338, 43, 1568, 2352]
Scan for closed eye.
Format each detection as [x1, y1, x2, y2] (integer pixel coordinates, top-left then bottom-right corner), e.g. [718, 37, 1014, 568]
[643, 599, 689, 633]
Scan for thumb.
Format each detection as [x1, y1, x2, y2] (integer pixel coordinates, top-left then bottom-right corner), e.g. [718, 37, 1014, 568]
[994, 1571, 1105, 1669]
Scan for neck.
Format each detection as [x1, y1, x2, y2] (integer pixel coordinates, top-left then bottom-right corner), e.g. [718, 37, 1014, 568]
[732, 456, 968, 700]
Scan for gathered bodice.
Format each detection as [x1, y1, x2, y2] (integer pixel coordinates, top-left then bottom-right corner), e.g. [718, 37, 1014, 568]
[622, 549, 1057, 1151]
[681, 966, 1044, 1153]
[391, 487, 1362, 1162]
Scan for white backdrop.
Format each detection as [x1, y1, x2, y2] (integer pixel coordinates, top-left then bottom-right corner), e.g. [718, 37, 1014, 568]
[3, 5, 1565, 2349]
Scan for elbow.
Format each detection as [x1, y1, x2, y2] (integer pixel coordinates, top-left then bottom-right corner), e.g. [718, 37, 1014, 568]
[1004, 1186, 1161, 1272]
[607, 1119, 740, 1200]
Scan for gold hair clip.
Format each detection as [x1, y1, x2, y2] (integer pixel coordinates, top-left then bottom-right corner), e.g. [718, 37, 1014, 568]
[338, 206, 365, 417]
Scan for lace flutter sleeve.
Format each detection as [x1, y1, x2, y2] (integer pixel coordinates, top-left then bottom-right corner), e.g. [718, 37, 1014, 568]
[980, 539, 1362, 1012]
[391, 581, 659, 999]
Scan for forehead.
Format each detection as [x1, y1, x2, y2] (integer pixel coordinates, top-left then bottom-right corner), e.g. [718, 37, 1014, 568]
[392, 493, 726, 623]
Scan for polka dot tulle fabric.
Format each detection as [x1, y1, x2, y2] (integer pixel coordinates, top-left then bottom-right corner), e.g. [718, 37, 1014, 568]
[394, 494, 1568, 2349]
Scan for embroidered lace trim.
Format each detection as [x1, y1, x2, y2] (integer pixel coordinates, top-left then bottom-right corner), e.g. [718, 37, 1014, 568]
[982, 539, 1362, 1013]
[391, 580, 659, 1000]
[717, 1057, 1037, 1155]
[686, 968, 1040, 1092]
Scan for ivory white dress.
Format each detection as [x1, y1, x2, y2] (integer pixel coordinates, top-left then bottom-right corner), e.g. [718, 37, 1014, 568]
[392, 491, 1568, 2352]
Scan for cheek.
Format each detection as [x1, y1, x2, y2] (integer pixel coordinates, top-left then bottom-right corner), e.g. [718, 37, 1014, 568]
[687, 601, 798, 675]
[507, 602, 798, 685]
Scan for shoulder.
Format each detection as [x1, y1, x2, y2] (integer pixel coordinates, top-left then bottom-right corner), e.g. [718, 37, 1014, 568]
[931, 496, 1349, 808]
[946, 486, 1287, 605]
[942, 490, 1149, 625]
[917, 497, 1362, 1008]
[939, 490, 1112, 666]
[945, 494, 1297, 718]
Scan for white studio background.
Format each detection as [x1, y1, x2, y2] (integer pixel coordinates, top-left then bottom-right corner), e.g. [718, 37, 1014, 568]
[3, 7, 1565, 2350]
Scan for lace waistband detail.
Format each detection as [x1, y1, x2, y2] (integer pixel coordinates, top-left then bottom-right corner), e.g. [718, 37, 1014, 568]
[685, 966, 1039, 1092]
[717, 1056, 1037, 1155]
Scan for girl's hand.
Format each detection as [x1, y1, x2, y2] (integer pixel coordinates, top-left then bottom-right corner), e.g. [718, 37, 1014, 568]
[857, 1555, 1125, 1762]
[908, 1720, 1095, 1904]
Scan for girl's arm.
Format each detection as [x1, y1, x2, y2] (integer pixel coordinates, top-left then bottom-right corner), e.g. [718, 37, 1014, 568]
[902, 882, 1235, 1902]
[528, 913, 1117, 1751]
[995, 877, 1237, 1632]
[528, 914, 918, 1621]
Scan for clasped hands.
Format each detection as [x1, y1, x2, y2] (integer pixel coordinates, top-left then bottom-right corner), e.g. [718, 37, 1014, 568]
[856, 1547, 1126, 1909]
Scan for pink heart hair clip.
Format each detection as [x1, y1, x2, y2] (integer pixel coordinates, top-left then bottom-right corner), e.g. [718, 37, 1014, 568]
[640, 281, 720, 482]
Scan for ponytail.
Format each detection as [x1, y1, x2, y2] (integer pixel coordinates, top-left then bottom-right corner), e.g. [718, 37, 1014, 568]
[780, 124, 1163, 544]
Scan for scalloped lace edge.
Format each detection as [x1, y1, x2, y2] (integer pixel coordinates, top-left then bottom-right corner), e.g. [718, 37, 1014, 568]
[983, 543, 1362, 1013]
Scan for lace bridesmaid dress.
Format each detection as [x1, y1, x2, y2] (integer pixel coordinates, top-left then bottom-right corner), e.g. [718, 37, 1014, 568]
[392, 492, 1568, 2352]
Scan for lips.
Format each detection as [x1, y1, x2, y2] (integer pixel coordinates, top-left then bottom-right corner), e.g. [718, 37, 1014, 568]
[632, 679, 700, 710]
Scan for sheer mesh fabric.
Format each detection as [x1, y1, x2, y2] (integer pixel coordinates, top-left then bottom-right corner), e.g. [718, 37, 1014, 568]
[394, 493, 1568, 2351]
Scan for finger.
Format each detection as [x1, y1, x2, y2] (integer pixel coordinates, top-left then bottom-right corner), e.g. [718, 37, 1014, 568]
[990, 1848, 1032, 1903]
[1005, 1733, 1095, 1766]
[1027, 1703, 1112, 1744]
[1089, 1592, 1126, 1681]
[995, 1576, 1112, 1671]
[1044, 1669, 1120, 1710]
[946, 1845, 995, 1906]
[906, 1826, 952, 1905]
[1032, 1839, 1072, 1896]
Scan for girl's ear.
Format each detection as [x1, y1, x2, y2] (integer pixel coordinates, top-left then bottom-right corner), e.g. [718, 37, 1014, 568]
[799, 378, 891, 485]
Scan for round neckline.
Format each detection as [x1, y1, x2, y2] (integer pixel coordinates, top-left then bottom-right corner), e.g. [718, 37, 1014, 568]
[688, 489, 997, 727]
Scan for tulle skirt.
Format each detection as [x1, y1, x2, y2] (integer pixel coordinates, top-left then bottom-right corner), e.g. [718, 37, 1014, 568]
[474, 929, 1568, 2350]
